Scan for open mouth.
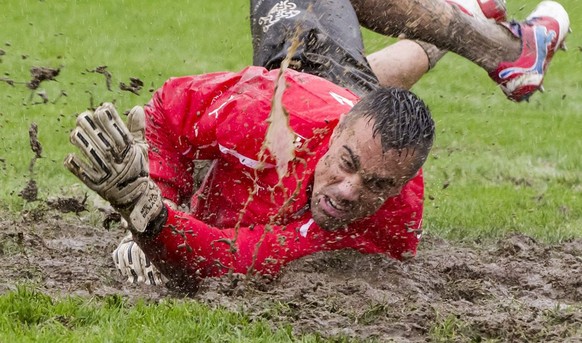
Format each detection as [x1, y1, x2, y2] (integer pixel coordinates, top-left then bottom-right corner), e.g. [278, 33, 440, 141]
[327, 195, 345, 210]
[320, 194, 349, 218]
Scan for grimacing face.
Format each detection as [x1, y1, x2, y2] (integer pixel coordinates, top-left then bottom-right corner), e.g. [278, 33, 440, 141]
[311, 116, 423, 230]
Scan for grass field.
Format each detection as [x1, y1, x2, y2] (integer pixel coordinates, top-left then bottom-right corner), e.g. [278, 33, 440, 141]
[1, 0, 581, 341]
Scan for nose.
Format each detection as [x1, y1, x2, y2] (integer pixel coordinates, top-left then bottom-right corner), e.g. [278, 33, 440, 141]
[335, 175, 362, 203]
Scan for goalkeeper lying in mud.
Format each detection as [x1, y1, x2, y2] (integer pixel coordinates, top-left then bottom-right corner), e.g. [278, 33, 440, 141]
[64, 0, 568, 291]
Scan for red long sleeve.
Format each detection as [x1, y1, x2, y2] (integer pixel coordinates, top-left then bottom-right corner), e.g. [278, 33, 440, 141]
[136, 206, 320, 284]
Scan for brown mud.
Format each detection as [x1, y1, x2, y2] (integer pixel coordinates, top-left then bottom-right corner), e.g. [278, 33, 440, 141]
[86, 66, 113, 91]
[26, 66, 60, 90]
[119, 77, 144, 95]
[0, 209, 580, 342]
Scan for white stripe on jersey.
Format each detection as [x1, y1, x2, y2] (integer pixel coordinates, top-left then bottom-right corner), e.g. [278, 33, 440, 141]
[219, 144, 276, 169]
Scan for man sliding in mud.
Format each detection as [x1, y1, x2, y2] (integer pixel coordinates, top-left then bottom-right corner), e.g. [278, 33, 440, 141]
[65, 0, 569, 290]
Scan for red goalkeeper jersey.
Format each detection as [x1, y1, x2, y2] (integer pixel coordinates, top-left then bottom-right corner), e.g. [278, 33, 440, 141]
[136, 66, 424, 285]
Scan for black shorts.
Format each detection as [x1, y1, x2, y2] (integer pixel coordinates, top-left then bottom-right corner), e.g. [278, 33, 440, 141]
[250, 0, 379, 96]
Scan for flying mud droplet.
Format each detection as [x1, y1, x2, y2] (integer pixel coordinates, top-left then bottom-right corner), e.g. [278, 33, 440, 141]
[26, 66, 61, 90]
[260, 29, 302, 180]
[46, 194, 88, 215]
[22, 122, 43, 200]
[19, 179, 38, 202]
[85, 90, 96, 110]
[98, 205, 123, 230]
[101, 210, 122, 230]
[29, 122, 42, 159]
[87, 65, 113, 91]
[119, 77, 144, 95]
[0, 77, 15, 86]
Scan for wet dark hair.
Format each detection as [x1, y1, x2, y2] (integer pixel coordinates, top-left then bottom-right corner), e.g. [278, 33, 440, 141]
[347, 87, 435, 157]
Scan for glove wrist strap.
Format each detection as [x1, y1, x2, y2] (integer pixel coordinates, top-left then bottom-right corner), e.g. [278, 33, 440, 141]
[142, 205, 168, 237]
[124, 180, 165, 233]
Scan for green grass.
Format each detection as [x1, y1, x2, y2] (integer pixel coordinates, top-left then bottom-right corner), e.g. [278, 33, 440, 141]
[0, 286, 321, 342]
[415, 37, 582, 240]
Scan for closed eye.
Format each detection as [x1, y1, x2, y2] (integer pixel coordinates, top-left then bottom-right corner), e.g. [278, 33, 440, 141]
[341, 145, 360, 172]
[341, 156, 356, 172]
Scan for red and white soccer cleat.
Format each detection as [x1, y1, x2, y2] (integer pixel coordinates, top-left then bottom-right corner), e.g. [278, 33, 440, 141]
[447, 0, 507, 22]
[489, 1, 570, 102]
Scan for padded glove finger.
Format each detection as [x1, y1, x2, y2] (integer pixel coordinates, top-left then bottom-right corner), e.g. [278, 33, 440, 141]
[75, 111, 114, 155]
[67, 110, 116, 185]
[63, 152, 104, 186]
[121, 241, 140, 283]
[127, 106, 146, 144]
[142, 255, 167, 285]
[93, 103, 132, 160]
[66, 126, 110, 184]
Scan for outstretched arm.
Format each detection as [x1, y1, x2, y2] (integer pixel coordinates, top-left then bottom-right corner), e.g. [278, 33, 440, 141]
[64, 102, 323, 289]
[132, 206, 324, 289]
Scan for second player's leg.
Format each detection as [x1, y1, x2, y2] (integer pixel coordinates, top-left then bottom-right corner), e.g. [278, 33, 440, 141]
[350, 0, 570, 101]
[250, 0, 380, 96]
